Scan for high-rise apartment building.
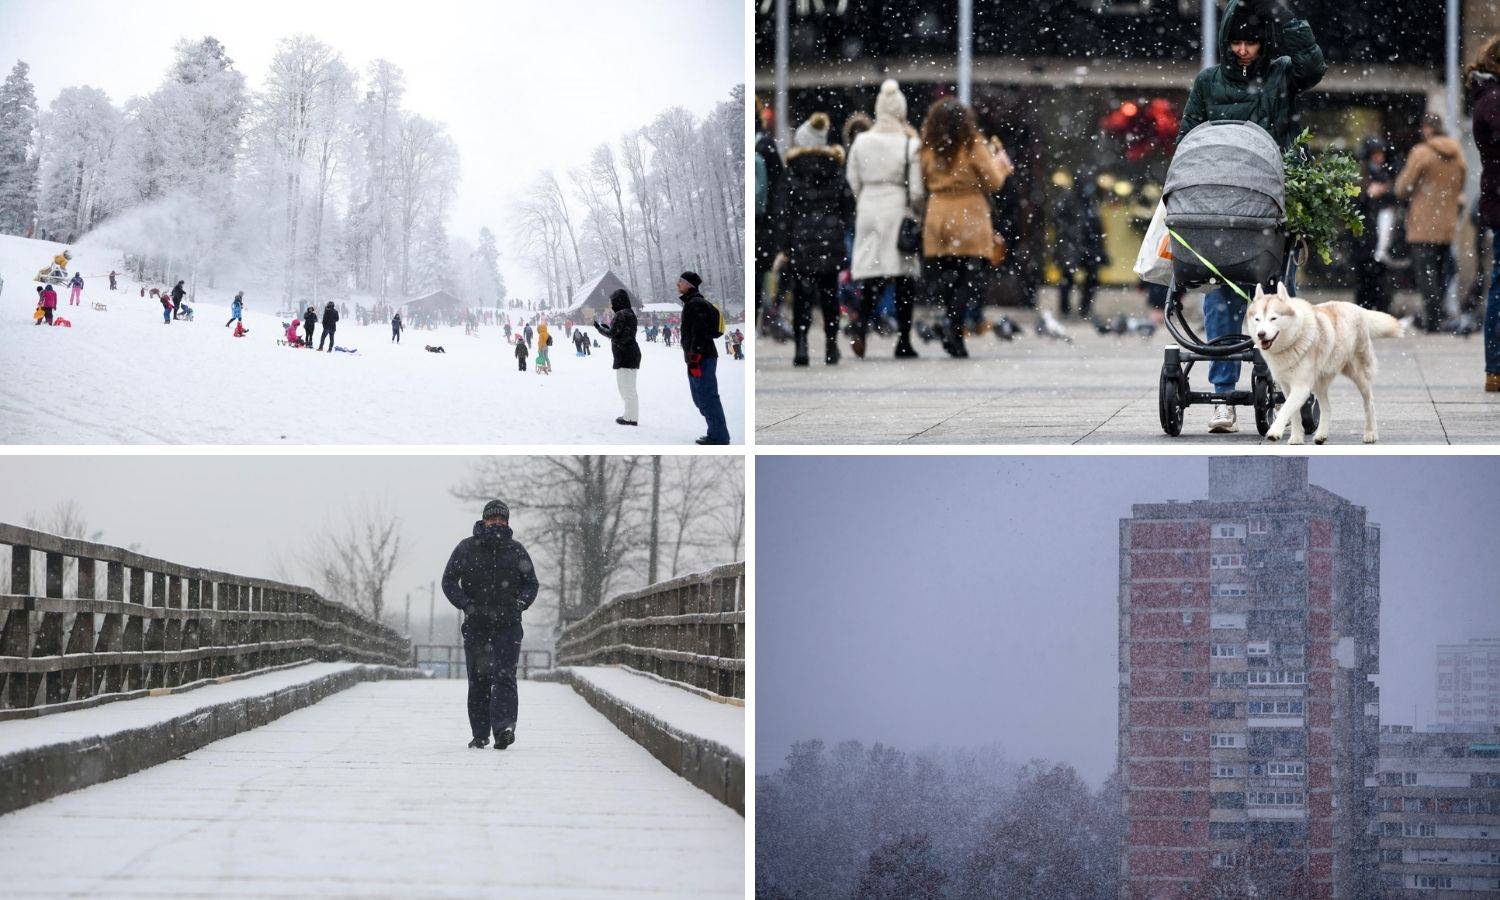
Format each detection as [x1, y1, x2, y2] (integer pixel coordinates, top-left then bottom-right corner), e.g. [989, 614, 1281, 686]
[1437, 639, 1500, 730]
[1119, 458, 1380, 899]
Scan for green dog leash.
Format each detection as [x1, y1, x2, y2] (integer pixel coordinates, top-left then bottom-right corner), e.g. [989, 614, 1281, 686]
[1165, 226, 1252, 303]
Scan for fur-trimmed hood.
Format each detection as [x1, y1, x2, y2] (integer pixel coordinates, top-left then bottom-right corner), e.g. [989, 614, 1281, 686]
[785, 144, 845, 165]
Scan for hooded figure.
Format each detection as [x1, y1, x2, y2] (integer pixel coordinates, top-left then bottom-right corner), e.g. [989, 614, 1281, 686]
[846, 79, 925, 358]
[595, 288, 641, 425]
[772, 112, 854, 366]
[318, 300, 340, 351]
[1469, 42, 1500, 389]
[1397, 114, 1469, 332]
[442, 500, 539, 750]
[1178, 0, 1327, 151]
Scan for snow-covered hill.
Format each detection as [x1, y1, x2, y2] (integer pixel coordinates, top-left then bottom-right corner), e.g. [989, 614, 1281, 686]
[0, 234, 743, 444]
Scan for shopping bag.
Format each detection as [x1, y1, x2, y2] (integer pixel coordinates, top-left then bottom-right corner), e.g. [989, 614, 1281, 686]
[1132, 200, 1173, 286]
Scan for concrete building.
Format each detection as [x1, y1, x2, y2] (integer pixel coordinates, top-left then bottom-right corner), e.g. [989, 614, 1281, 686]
[1437, 640, 1500, 730]
[1376, 726, 1500, 897]
[1118, 458, 1380, 899]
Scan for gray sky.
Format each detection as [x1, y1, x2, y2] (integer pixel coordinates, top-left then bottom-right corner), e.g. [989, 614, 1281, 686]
[0, 0, 744, 295]
[756, 456, 1500, 786]
[0, 455, 501, 636]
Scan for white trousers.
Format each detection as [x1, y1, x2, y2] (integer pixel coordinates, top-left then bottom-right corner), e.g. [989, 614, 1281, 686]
[616, 368, 639, 422]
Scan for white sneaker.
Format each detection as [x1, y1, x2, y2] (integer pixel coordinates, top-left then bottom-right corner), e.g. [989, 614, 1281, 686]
[1208, 404, 1238, 434]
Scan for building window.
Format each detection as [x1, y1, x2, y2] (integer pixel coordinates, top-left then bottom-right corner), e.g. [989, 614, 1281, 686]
[1211, 643, 1241, 658]
[1264, 761, 1304, 778]
[1248, 792, 1303, 806]
[1181, 819, 1193, 833]
[1246, 641, 1271, 657]
[1379, 849, 1403, 863]
[1214, 764, 1238, 778]
[1182, 761, 1194, 776]
[1247, 670, 1305, 685]
[1181, 701, 1194, 713]
[1404, 771, 1418, 786]
[1415, 875, 1453, 889]
[1248, 700, 1304, 716]
[1182, 611, 1194, 625]
[1248, 518, 1269, 535]
[1182, 671, 1193, 684]
[1214, 523, 1246, 539]
[1210, 733, 1243, 748]
[1211, 850, 1242, 869]
[1210, 553, 1245, 569]
[1210, 582, 1249, 598]
[1403, 823, 1436, 837]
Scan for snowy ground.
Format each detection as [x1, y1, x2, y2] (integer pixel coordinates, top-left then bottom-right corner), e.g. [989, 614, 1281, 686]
[563, 665, 744, 757]
[0, 675, 744, 897]
[0, 235, 744, 444]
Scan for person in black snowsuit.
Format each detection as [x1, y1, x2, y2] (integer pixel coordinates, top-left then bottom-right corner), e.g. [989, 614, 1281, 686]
[318, 301, 340, 351]
[302, 305, 317, 347]
[391, 310, 403, 343]
[170, 280, 186, 317]
[594, 288, 641, 426]
[442, 500, 540, 750]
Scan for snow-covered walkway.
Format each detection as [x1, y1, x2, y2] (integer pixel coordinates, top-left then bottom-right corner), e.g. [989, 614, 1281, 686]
[0, 679, 744, 897]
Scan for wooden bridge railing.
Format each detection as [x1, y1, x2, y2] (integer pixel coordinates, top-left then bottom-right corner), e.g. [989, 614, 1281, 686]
[555, 562, 745, 700]
[0, 523, 411, 720]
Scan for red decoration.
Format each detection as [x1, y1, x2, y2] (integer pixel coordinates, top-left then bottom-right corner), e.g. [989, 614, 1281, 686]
[1101, 97, 1181, 162]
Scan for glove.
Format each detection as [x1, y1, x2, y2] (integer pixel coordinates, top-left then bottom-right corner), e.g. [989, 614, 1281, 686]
[688, 352, 703, 378]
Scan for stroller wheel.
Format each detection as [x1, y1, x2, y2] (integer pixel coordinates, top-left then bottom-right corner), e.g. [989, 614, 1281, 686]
[1252, 371, 1274, 436]
[1159, 373, 1185, 437]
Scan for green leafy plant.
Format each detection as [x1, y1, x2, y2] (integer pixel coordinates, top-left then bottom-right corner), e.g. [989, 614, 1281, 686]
[1283, 129, 1365, 265]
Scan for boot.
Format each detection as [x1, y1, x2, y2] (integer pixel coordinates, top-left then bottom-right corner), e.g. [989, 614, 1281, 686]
[851, 326, 867, 359]
[1487, 373, 1500, 392]
[468, 735, 489, 749]
[825, 335, 840, 365]
[495, 727, 515, 750]
[894, 333, 919, 358]
[793, 332, 809, 367]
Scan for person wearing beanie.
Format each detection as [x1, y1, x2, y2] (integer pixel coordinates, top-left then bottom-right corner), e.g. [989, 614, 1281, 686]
[1178, 0, 1325, 434]
[846, 79, 924, 359]
[318, 300, 340, 352]
[772, 111, 853, 366]
[442, 499, 539, 751]
[594, 288, 641, 425]
[677, 271, 730, 444]
[1469, 35, 1500, 390]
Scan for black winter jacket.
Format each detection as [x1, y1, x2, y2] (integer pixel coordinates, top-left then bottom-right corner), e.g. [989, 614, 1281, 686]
[594, 296, 641, 369]
[679, 290, 721, 362]
[772, 145, 853, 275]
[442, 522, 539, 630]
[1178, 0, 1326, 150]
[323, 305, 339, 328]
[1471, 72, 1500, 230]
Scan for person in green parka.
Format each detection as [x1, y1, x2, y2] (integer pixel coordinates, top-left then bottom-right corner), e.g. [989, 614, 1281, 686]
[1181, 0, 1327, 434]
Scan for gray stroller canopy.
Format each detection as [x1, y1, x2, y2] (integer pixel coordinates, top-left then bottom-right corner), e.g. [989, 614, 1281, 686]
[1163, 120, 1285, 219]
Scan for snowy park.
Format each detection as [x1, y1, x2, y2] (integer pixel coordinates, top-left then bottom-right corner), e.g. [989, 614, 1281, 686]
[0, 235, 744, 445]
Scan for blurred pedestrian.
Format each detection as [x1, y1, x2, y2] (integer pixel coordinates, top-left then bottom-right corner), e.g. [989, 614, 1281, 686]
[1396, 113, 1468, 332]
[1353, 139, 1395, 312]
[772, 111, 853, 366]
[919, 97, 1011, 358]
[1051, 172, 1108, 320]
[68, 272, 83, 306]
[1469, 36, 1500, 390]
[302, 304, 317, 347]
[318, 300, 339, 352]
[392, 310, 403, 343]
[846, 79, 923, 359]
[755, 99, 786, 329]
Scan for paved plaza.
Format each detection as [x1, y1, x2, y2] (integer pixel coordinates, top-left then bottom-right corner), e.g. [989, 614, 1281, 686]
[756, 290, 1500, 445]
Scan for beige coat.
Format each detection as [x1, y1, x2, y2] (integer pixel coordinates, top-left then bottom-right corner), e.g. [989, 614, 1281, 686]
[920, 141, 1009, 259]
[1394, 135, 1468, 244]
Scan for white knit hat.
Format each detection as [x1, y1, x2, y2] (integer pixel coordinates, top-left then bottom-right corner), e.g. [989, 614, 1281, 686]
[793, 112, 830, 149]
[874, 79, 907, 122]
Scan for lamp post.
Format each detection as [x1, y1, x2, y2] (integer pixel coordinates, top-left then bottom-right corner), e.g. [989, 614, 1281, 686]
[958, 0, 974, 104]
[774, 0, 789, 149]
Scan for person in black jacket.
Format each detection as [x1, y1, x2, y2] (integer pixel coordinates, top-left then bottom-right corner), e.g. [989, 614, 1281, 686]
[677, 271, 729, 444]
[772, 112, 854, 366]
[594, 288, 641, 426]
[754, 104, 785, 317]
[318, 301, 340, 351]
[442, 499, 540, 750]
[170, 280, 186, 317]
[391, 310, 403, 343]
[302, 305, 317, 348]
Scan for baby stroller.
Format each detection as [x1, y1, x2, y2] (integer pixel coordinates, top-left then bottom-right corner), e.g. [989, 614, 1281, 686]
[1156, 120, 1318, 437]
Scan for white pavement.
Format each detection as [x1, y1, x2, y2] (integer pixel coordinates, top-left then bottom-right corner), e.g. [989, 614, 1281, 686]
[0, 679, 743, 898]
[756, 291, 1500, 445]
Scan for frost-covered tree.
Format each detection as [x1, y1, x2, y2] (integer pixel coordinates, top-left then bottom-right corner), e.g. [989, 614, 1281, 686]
[36, 86, 121, 241]
[0, 61, 40, 236]
[476, 225, 505, 304]
[392, 111, 457, 297]
[855, 833, 948, 900]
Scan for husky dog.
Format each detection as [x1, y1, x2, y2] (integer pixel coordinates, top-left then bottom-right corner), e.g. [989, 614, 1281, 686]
[1246, 282, 1402, 445]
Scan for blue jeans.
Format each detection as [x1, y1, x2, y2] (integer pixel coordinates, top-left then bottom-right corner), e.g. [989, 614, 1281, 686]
[689, 355, 731, 443]
[1486, 231, 1500, 375]
[1205, 260, 1299, 394]
[463, 621, 523, 738]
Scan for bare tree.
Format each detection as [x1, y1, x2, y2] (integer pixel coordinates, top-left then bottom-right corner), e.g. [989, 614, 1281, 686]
[19, 500, 103, 594]
[452, 456, 648, 621]
[298, 499, 404, 623]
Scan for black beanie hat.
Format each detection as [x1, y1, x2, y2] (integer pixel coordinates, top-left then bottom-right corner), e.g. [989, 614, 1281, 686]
[609, 288, 630, 309]
[482, 499, 509, 521]
[679, 271, 702, 289]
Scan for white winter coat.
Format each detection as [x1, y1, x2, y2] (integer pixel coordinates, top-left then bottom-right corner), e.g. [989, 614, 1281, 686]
[846, 129, 924, 280]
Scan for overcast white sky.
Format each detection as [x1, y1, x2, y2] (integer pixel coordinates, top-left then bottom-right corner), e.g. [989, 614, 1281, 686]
[0, 0, 745, 296]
